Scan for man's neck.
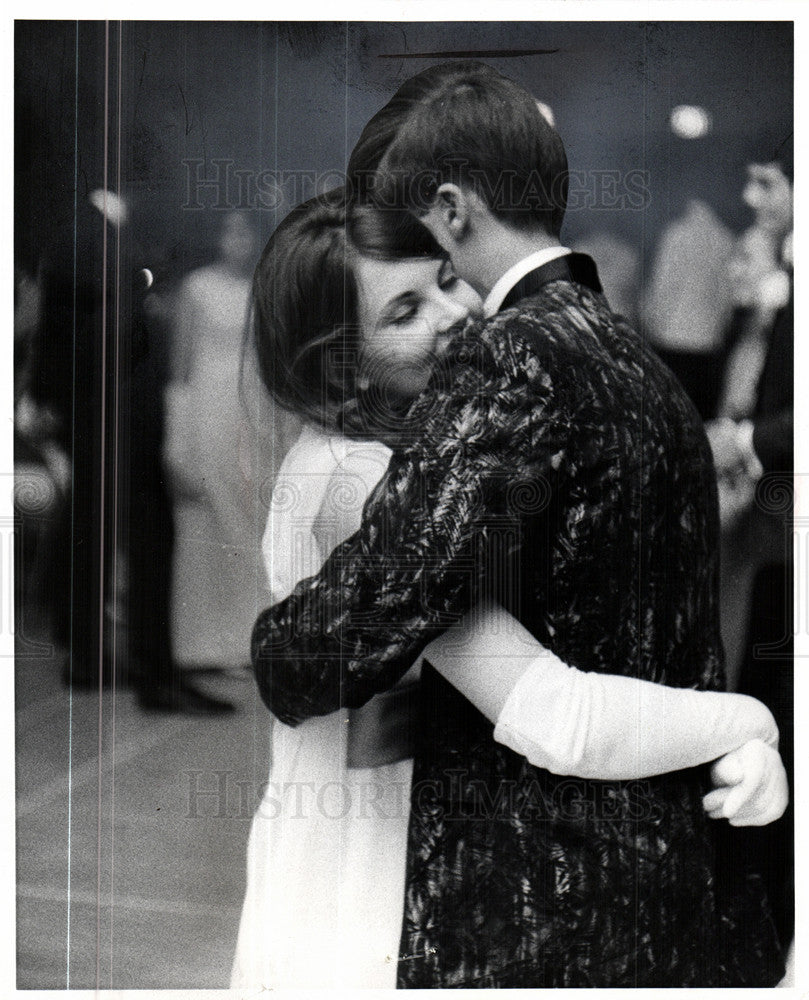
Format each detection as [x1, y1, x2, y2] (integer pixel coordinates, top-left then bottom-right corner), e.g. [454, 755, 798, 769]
[470, 223, 561, 299]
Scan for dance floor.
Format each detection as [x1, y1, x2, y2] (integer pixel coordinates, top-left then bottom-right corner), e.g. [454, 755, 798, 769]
[16, 638, 270, 991]
[14, 630, 796, 992]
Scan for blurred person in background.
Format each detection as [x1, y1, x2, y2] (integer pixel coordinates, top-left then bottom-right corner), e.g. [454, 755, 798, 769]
[706, 157, 793, 954]
[572, 230, 641, 328]
[707, 184, 792, 683]
[124, 249, 236, 715]
[641, 197, 736, 419]
[22, 251, 106, 687]
[164, 210, 300, 684]
[13, 262, 71, 645]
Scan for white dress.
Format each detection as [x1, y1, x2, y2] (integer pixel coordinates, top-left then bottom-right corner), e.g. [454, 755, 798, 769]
[231, 424, 417, 990]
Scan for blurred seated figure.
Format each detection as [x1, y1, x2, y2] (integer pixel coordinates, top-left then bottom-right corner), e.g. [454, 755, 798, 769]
[164, 211, 300, 675]
[641, 198, 735, 418]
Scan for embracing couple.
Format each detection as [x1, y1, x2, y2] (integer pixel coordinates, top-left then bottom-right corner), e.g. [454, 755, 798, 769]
[231, 62, 787, 989]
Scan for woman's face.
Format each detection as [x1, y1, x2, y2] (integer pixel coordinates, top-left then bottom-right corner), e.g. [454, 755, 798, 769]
[355, 255, 482, 399]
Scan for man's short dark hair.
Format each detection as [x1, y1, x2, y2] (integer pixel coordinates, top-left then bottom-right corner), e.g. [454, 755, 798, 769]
[356, 62, 568, 237]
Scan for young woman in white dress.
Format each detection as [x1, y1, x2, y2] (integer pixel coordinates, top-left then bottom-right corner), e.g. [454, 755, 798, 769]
[230, 190, 787, 991]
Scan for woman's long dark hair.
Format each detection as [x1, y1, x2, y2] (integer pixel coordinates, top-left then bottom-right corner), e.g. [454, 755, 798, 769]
[252, 186, 444, 438]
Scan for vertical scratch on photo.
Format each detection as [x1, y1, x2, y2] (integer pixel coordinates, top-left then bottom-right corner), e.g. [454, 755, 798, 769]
[65, 18, 81, 992]
[95, 19, 111, 991]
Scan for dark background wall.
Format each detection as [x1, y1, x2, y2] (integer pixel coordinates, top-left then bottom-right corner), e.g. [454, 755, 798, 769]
[16, 20, 793, 283]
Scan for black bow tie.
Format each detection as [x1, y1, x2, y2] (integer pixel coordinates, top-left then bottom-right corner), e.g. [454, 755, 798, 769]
[499, 252, 602, 312]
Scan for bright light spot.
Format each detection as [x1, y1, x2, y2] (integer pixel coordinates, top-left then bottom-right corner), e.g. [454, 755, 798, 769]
[670, 105, 712, 140]
[536, 100, 556, 128]
[88, 188, 129, 226]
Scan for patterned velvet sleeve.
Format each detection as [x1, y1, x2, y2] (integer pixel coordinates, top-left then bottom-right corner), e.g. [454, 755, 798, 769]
[252, 328, 559, 726]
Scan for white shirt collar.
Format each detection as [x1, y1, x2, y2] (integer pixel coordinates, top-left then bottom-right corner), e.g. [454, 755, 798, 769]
[482, 246, 572, 318]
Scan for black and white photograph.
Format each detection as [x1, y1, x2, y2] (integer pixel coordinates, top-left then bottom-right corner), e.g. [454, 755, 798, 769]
[10, 10, 801, 995]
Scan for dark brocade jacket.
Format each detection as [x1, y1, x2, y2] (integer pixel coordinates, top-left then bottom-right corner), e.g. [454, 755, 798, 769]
[252, 255, 784, 987]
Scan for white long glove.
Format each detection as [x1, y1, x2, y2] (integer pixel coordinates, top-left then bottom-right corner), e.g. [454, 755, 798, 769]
[493, 653, 779, 780]
[702, 740, 788, 826]
[425, 602, 787, 826]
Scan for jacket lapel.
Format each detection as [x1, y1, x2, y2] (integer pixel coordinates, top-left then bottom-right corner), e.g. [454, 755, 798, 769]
[500, 252, 602, 311]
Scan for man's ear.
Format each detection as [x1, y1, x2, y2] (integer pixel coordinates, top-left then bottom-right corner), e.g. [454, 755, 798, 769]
[425, 183, 472, 244]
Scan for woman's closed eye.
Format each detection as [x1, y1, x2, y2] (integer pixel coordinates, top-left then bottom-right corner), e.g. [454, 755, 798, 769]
[382, 295, 420, 327]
